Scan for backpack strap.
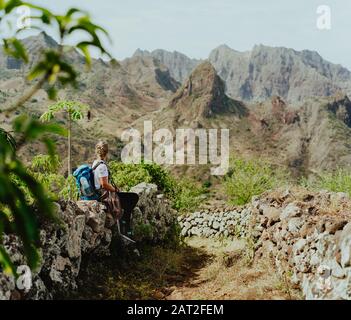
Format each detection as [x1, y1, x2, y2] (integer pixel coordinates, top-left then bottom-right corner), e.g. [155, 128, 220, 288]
[92, 160, 116, 189]
[92, 160, 105, 171]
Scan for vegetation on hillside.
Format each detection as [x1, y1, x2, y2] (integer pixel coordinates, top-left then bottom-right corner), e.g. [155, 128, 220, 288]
[109, 161, 206, 212]
[224, 157, 289, 205]
[301, 169, 351, 195]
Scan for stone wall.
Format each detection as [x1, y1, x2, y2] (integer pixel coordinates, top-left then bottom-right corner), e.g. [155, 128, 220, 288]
[0, 183, 178, 300]
[179, 188, 351, 300]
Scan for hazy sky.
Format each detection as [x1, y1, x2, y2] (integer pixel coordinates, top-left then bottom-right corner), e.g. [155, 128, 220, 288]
[25, 0, 351, 69]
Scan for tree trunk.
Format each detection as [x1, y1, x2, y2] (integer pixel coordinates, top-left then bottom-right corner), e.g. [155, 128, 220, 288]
[68, 115, 72, 177]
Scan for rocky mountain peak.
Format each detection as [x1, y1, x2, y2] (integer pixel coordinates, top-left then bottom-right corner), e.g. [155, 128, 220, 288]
[132, 48, 151, 57]
[121, 54, 179, 97]
[21, 32, 59, 51]
[130, 48, 201, 84]
[183, 61, 224, 98]
[168, 61, 247, 124]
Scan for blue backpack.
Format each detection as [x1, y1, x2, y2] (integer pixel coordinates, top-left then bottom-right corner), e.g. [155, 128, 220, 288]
[73, 161, 104, 200]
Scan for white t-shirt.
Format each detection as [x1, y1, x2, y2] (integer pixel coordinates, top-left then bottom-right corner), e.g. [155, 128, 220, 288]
[92, 160, 108, 190]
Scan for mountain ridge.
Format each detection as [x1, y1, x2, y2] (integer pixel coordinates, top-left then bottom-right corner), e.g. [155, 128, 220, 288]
[3, 33, 351, 177]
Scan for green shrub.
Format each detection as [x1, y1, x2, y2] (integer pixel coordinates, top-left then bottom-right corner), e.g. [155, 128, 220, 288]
[224, 157, 288, 205]
[141, 163, 177, 197]
[31, 154, 61, 174]
[28, 155, 65, 202]
[109, 161, 177, 196]
[133, 222, 154, 242]
[60, 175, 80, 201]
[301, 169, 351, 195]
[28, 154, 79, 201]
[109, 162, 153, 191]
[109, 161, 205, 212]
[172, 179, 205, 212]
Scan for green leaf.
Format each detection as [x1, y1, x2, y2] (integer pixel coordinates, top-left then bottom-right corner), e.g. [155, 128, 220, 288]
[27, 61, 47, 81]
[66, 8, 82, 17]
[23, 3, 52, 23]
[0, 174, 39, 269]
[77, 42, 91, 67]
[0, 246, 16, 275]
[3, 38, 28, 63]
[46, 86, 58, 100]
[0, 128, 16, 151]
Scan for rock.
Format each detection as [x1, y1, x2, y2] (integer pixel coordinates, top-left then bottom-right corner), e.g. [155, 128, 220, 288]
[26, 276, 51, 300]
[130, 182, 158, 195]
[86, 209, 106, 233]
[262, 206, 281, 225]
[325, 220, 348, 235]
[340, 234, 351, 268]
[330, 259, 345, 279]
[294, 255, 310, 273]
[280, 203, 301, 220]
[331, 192, 349, 203]
[288, 217, 304, 234]
[0, 274, 15, 300]
[153, 291, 165, 300]
[310, 253, 320, 266]
[66, 215, 86, 258]
[195, 217, 204, 224]
[49, 256, 71, 284]
[332, 275, 351, 300]
[212, 221, 220, 230]
[182, 222, 190, 231]
[300, 222, 315, 238]
[294, 239, 307, 253]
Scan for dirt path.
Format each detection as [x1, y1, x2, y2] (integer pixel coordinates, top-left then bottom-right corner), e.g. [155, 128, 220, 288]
[164, 237, 299, 300]
[74, 237, 300, 300]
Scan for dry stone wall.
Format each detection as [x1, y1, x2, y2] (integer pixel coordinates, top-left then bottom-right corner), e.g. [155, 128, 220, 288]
[0, 183, 178, 300]
[179, 188, 351, 300]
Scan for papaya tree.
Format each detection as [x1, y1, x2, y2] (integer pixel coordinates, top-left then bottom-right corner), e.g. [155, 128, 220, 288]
[0, 1, 112, 274]
[40, 101, 89, 176]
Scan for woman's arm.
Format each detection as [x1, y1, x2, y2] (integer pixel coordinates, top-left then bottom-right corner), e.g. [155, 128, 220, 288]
[99, 176, 119, 192]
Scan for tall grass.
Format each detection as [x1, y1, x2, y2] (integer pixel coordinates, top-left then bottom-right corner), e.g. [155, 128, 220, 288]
[300, 169, 351, 195]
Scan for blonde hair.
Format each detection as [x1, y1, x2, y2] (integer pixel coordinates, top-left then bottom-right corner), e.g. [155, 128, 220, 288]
[95, 141, 109, 159]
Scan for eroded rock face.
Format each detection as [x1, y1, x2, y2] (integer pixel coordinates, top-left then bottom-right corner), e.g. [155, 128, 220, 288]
[0, 184, 178, 300]
[167, 61, 248, 126]
[209, 44, 351, 103]
[179, 188, 351, 300]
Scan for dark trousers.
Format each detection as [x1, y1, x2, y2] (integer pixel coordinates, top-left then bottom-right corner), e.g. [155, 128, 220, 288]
[117, 192, 139, 235]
